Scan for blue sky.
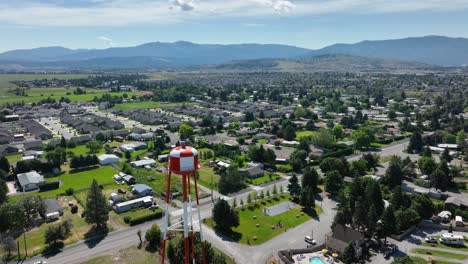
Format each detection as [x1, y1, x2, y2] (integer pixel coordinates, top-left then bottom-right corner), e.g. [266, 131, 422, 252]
[1, 0, 468, 52]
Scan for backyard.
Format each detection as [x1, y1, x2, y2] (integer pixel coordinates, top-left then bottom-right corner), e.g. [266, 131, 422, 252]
[205, 193, 322, 245]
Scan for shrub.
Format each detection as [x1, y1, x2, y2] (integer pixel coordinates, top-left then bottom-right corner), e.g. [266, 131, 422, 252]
[39, 181, 60, 191]
[65, 188, 74, 195]
[123, 216, 132, 224]
[128, 210, 163, 226]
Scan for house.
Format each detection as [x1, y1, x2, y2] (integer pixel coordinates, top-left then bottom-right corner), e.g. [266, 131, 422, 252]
[17, 171, 45, 191]
[123, 175, 136, 185]
[158, 154, 169, 162]
[114, 196, 153, 213]
[119, 142, 147, 152]
[128, 133, 142, 141]
[132, 184, 154, 197]
[240, 166, 264, 179]
[45, 198, 64, 218]
[437, 144, 458, 150]
[444, 197, 468, 210]
[98, 154, 120, 165]
[325, 224, 365, 257]
[3, 114, 19, 122]
[130, 158, 156, 168]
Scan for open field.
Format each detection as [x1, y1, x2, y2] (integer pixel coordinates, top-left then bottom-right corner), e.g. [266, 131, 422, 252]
[249, 173, 281, 186]
[111, 101, 190, 110]
[197, 166, 220, 191]
[0, 74, 89, 92]
[205, 194, 322, 245]
[0, 86, 143, 105]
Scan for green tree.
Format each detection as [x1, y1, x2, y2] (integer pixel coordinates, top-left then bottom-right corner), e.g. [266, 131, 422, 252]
[456, 130, 466, 149]
[352, 127, 375, 149]
[125, 150, 131, 160]
[381, 205, 397, 242]
[411, 194, 434, 219]
[319, 157, 345, 174]
[44, 220, 72, 246]
[95, 132, 105, 141]
[325, 170, 342, 194]
[287, 174, 301, 201]
[418, 157, 437, 175]
[289, 149, 307, 172]
[430, 168, 449, 191]
[440, 148, 452, 163]
[218, 166, 243, 194]
[300, 186, 315, 210]
[392, 256, 416, 264]
[395, 208, 420, 232]
[0, 156, 10, 173]
[0, 179, 7, 205]
[301, 166, 319, 193]
[384, 158, 403, 188]
[145, 224, 162, 249]
[407, 131, 423, 153]
[60, 136, 67, 148]
[84, 179, 109, 228]
[341, 242, 357, 264]
[212, 199, 239, 230]
[86, 141, 103, 154]
[178, 123, 194, 140]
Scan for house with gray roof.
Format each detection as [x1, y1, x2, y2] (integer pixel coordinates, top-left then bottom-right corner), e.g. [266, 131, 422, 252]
[17, 171, 45, 192]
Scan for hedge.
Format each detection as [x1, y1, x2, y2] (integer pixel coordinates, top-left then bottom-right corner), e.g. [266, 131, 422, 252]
[129, 210, 163, 226]
[38, 181, 60, 191]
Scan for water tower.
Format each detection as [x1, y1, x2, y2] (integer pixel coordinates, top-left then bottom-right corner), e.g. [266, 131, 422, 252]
[161, 142, 206, 264]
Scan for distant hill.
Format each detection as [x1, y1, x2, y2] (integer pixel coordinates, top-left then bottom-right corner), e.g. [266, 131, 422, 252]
[305, 36, 468, 66]
[1, 36, 467, 70]
[210, 54, 439, 72]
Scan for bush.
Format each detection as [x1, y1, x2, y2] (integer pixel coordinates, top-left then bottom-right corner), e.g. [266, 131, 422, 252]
[128, 210, 163, 226]
[39, 181, 60, 191]
[414, 179, 432, 188]
[123, 216, 132, 224]
[65, 188, 74, 195]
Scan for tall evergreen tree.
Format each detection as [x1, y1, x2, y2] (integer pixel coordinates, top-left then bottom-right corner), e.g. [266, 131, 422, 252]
[380, 205, 397, 242]
[301, 166, 319, 193]
[287, 174, 301, 201]
[212, 199, 239, 230]
[84, 179, 109, 228]
[0, 156, 10, 174]
[0, 179, 8, 205]
[341, 243, 357, 264]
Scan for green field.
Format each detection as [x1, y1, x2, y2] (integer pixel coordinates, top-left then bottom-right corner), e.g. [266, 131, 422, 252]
[197, 166, 220, 191]
[205, 194, 321, 245]
[10, 166, 117, 201]
[420, 243, 468, 252]
[0, 86, 143, 105]
[0, 74, 89, 92]
[412, 248, 467, 260]
[249, 173, 281, 186]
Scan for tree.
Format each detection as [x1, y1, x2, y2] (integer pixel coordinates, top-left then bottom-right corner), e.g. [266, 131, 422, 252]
[145, 224, 161, 249]
[44, 220, 72, 246]
[0, 156, 10, 174]
[395, 208, 420, 232]
[407, 131, 423, 153]
[212, 199, 239, 230]
[411, 194, 434, 219]
[381, 206, 397, 242]
[362, 153, 379, 170]
[287, 174, 301, 201]
[178, 124, 194, 140]
[320, 157, 346, 175]
[325, 170, 342, 194]
[341, 242, 357, 264]
[430, 168, 449, 191]
[441, 148, 452, 163]
[95, 132, 105, 141]
[352, 127, 375, 149]
[272, 184, 278, 195]
[300, 186, 315, 210]
[456, 130, 466, 149]
[60, 136, 67, 148]
[301, 166, 318, 193]
[84, 179, 109, 228]
[392, 256, 417, 264]
[384, 158, 403, 188]
[125, 150, 131, 160]
[0, 179, 7, 205]
[218, 166, 243, 194]
[86, 141, 103, 154]
[289, 149, 307, 172]
[2, 236, 17, 259]
[418, 157, 437, 175]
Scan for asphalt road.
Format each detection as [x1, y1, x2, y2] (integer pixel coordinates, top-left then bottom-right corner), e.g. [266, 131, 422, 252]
[17, 141, 413, 264]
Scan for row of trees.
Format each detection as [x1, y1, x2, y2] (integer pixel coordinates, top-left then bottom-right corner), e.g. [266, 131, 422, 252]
[287, 166, 318, 210]
[70, 155, 99, 169]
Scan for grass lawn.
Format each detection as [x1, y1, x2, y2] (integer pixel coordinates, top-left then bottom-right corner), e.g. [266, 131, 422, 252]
[420, 243, 468, 252]
[249, 173, 281, 186]
[412, 248, 467, 260]
[4, 153, 23, 163]
[10, 166, 117, 201]
[197, 166, 220, 191]
[257, 139, 268, 144]
[205, 194, 322, 245]
[17, 196, 94, 257]
[83, 246, 160, 264]
[66, 144, 104, 156]
[409, 256, 458, 264]
[295, 130, 315, 140]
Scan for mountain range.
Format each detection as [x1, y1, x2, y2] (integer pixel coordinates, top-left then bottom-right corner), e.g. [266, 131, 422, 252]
[0, 36, 467, 70]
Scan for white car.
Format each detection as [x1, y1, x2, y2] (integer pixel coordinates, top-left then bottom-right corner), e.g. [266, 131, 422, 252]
[425, 236, 438, 243]
[305, 235, 316, 245]
[34, 261, 47, 264]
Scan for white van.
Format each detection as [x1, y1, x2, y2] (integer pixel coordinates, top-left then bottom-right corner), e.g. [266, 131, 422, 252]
[305, 236, 316, 245]
[439, 233, 464, 246]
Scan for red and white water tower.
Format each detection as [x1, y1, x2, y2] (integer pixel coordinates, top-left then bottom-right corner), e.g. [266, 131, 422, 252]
[161, 142, 206, 264]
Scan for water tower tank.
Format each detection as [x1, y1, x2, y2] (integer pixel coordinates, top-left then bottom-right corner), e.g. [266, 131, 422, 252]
[169, 145, 200, 175]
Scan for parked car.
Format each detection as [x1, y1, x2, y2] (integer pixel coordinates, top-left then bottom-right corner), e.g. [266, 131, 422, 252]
[34, 261, 47, 264]
[384, 244, 398, 258]
[156, 167, 163, 172]
[425, 236, 438, 243]
[304, 236, 316, 245]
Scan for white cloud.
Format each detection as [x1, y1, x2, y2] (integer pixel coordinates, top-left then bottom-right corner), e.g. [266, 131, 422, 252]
[0, 0, 468, 27]
[98, 36, 114, 47]
[169, 0, 195, 11]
